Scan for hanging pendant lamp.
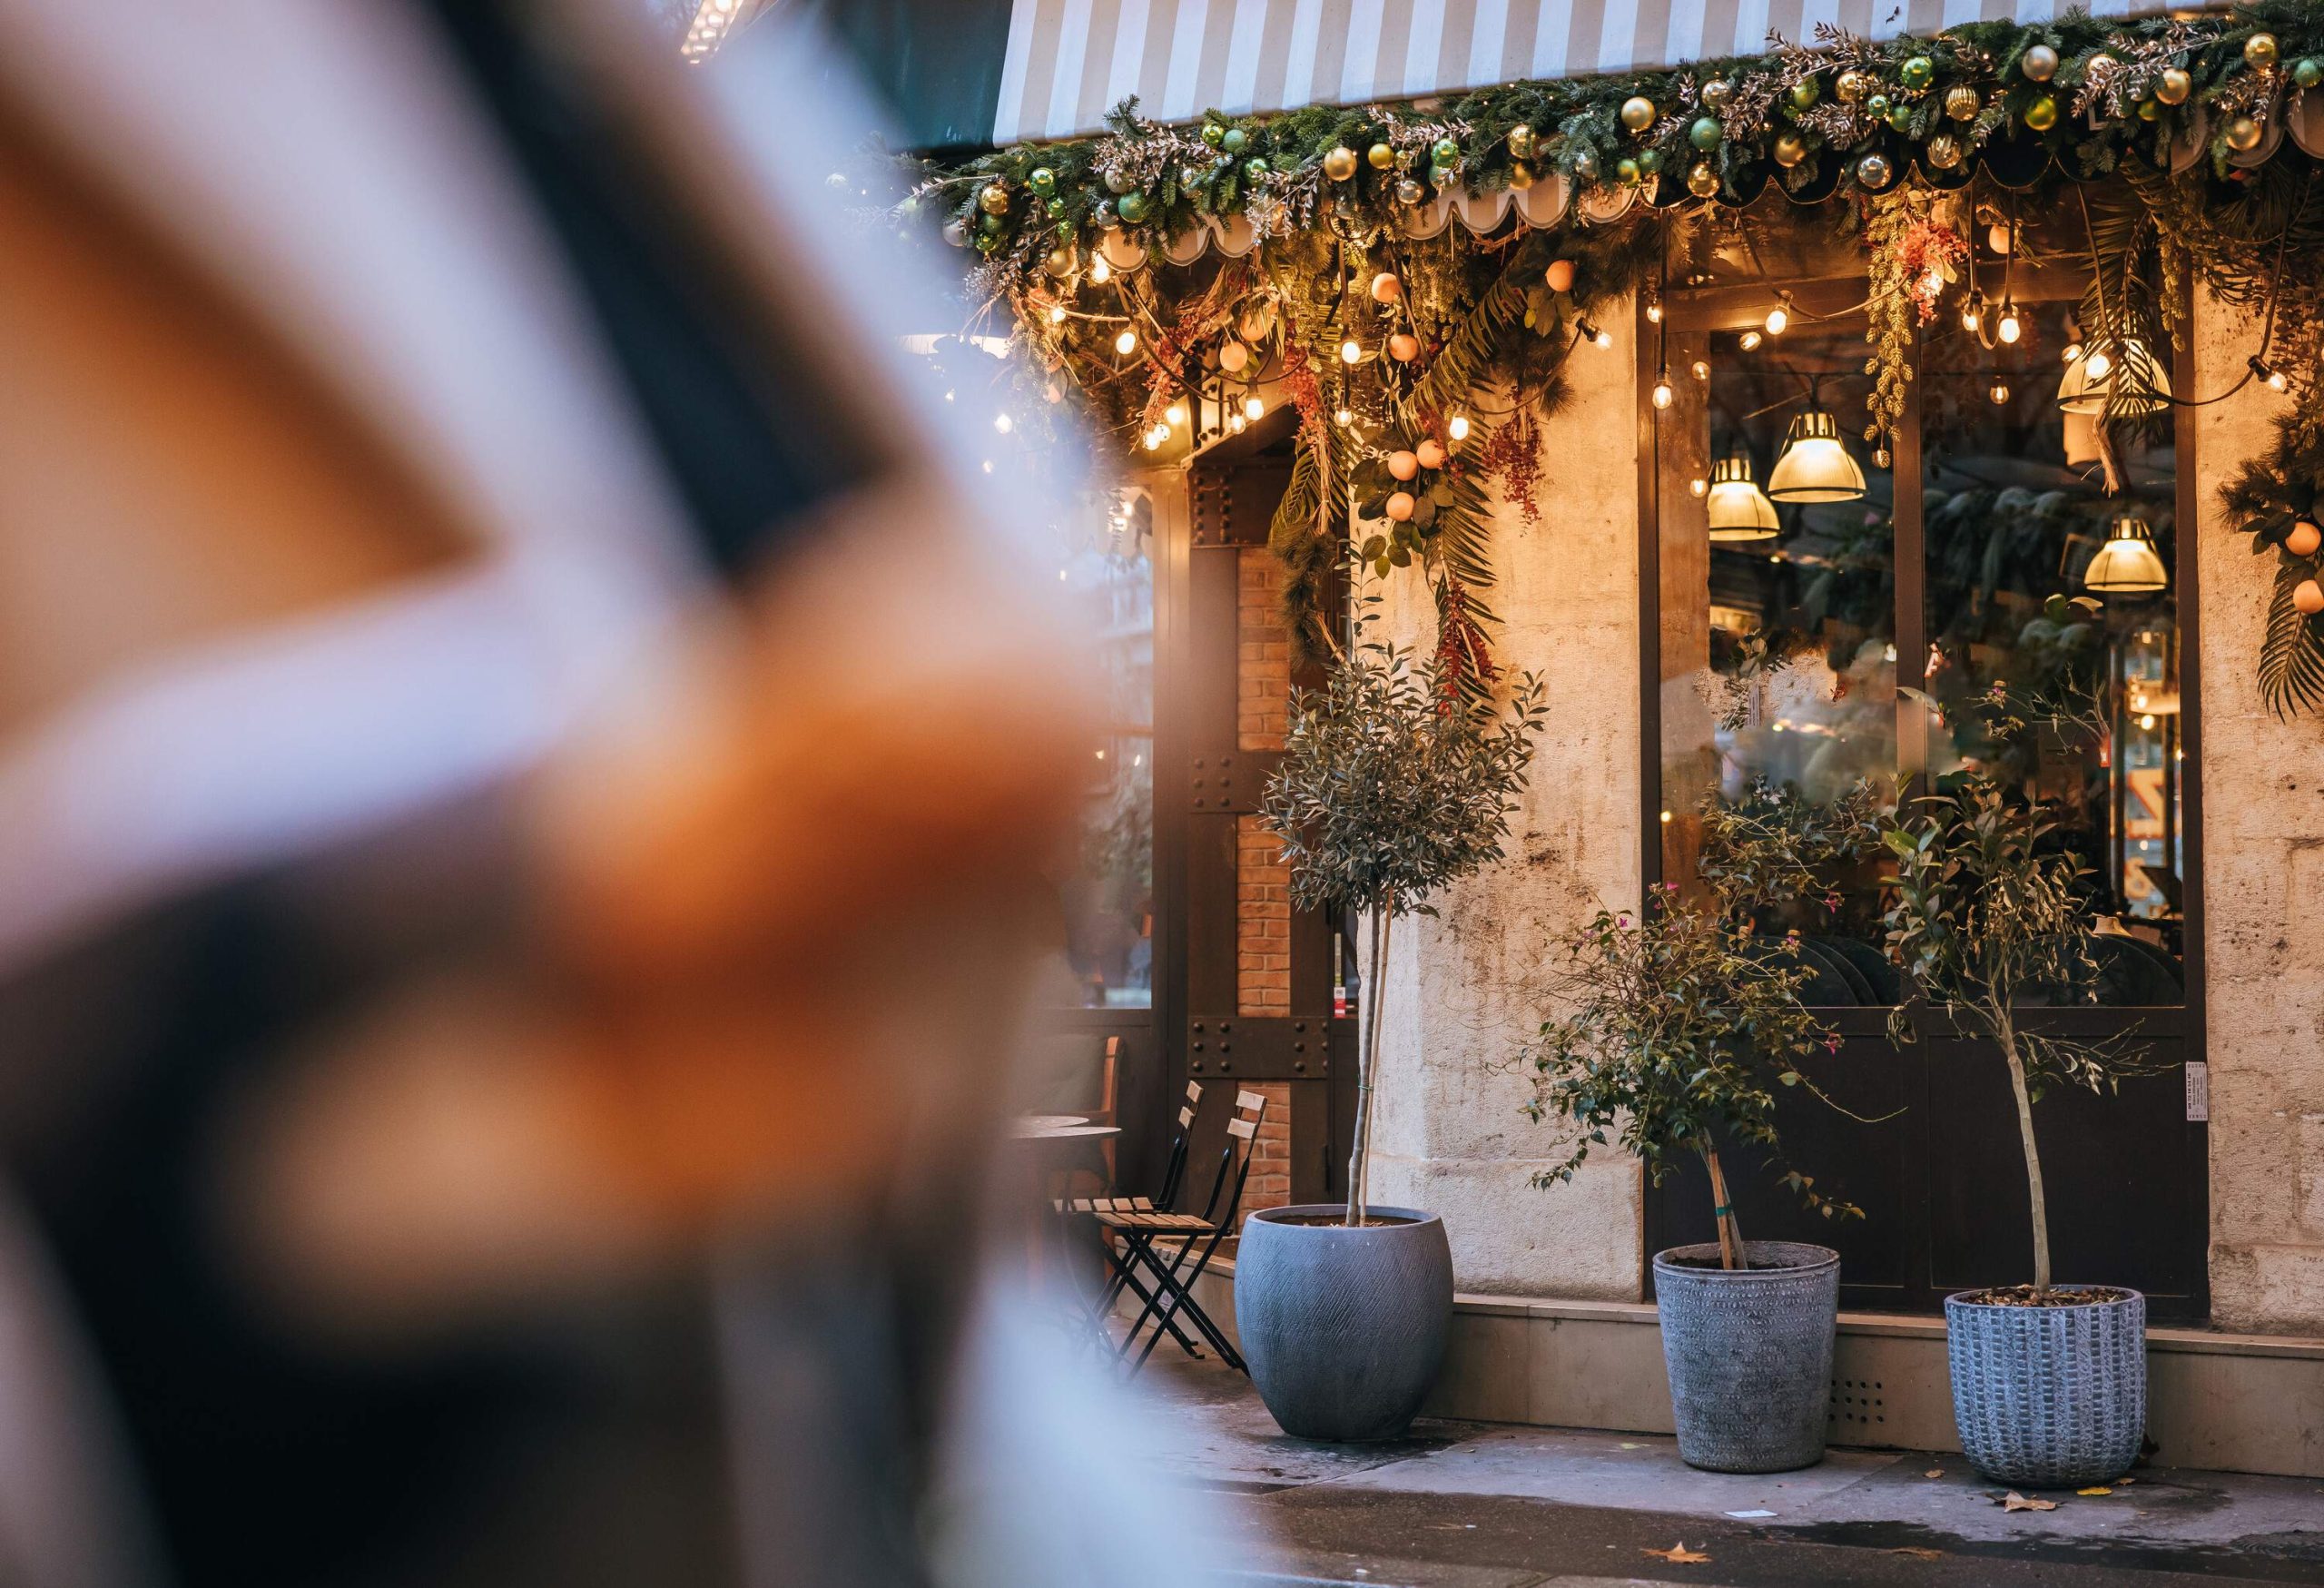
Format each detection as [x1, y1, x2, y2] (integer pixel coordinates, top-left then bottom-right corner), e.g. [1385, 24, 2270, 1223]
[2083, 516, 2168, 594]
[1766, 409, 1866, 503]
[1705, 451, 1780, 540]
[2057, 339, 2171, 417]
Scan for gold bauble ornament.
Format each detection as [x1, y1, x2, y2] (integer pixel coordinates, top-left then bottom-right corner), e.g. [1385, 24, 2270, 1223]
[2226, 113, 2264, 151]
[2022, 44, 2058, 82]
[1945, 84, 1982, 121]
[1323, 145, 1359, 181]
[1773, 131, 1808, 167]
[1507, 123, 1536, 160]
[1620, 95, 1658, 131]
[1687, 161, 1720, 197]
[1509, 161, 1536, 191]
[978, 182, 1011, 215]
[1836, 68, 1871, 104]
[2155, 67, 2192, 106]
[1926, 133, 1963, 170]
[1394, 176, 1425, 204]
[2245, 32, 2280, 70]
[1367, 142, 1396, 170]
[2024, 94, 2060, 132]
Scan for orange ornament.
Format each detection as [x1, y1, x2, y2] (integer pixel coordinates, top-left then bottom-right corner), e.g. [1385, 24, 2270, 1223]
[2297, 578, 2324, 616]
[1387, 332, 1421, 361]
[2290, 519, 2322, 557]
[1218, 339, 1250, 373]
[1371, 271, 1403, 303]
[1384, 491, 1416, 521]
[1544, 258, 1576, 292]
[1415, 439, 1446, 469]
[1386, 449, 1419, 480]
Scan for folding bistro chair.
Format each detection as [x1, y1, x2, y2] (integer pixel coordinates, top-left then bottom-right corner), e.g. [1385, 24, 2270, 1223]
[1053, 1037, 1121, 1208]
[1054, 1081, 1206, 1356]
[1098, 1089, 1266, 1374]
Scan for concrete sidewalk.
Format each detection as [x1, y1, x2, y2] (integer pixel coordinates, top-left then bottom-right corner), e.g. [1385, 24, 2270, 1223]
[1137, 1350, 2324, 1586]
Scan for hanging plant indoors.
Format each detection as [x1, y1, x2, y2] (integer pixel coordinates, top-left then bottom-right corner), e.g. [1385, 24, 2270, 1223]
[915, 5, 2324, 720]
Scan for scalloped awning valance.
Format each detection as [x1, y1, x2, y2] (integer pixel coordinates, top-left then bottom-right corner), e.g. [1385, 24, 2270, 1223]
[993, 0, 2197, 144]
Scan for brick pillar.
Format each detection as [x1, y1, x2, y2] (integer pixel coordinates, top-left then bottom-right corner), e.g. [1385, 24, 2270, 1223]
[1237, 549, 1294, 1219]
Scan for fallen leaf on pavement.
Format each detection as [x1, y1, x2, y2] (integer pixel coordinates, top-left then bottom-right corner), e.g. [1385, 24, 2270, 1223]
[1923, 1468, 1945, 1478]
[2001, 1492, 2058, 1512]
[2116, 1476, 2136, 1485]
[1889, 1546, 1945, 1560]
[2077, 1486, 2113, 1496]
[1642, 1543, 1711, 1563]
[1618, 1442, 1645, 1450]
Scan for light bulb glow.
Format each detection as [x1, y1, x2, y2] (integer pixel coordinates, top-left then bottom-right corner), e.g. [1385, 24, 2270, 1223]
[1115, 329, 1138, 355]
[1142, 428, 1164, 450]
[1334, 407, 1354, 427]
[1646, 301, 1664, 323]
[1765, 304, 1789, 335]
[1961, 303, 1983, 334]
[1229, 413, 1247, 433]
[2085, 349, 2112, 380]
[1651, 377, 1675, 409]
[1689, 477, 1709, 497]
[2140, 714, 2158, 731]
[993, 413, 1014, 433]
[1244, 395, 1265, 420]
[1165, 401, 1189, 427]
[1447, 414, 1471, 441]
[1339, 339, 1362, 364]
[1691, 360, 1710, 380]
[1990, 380, 2012, 405]
[1997, 307, 2023, 344]
[1594, 328, 1613, 348]
[1090, 257, 1112, 284]
[1739, 330, 1764, 351]
[1048, 304, 1068, 324]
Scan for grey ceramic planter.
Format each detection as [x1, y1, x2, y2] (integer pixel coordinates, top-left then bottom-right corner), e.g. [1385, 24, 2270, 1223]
[1235, 1204, 1452, 1442]
[1945, 1287, 2146, 1488]
[1652, 1241, 1840, 1474]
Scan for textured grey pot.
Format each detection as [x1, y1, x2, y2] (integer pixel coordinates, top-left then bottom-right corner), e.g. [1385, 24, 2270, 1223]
[1945, 1287, 2146, 1488]
[1652, 1241, 1840, 1474]
[1235, 1204, 1452, 1442]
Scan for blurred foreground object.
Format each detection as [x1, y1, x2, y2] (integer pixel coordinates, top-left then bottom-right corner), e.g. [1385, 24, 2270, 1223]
[0, 1, 1200, 1584]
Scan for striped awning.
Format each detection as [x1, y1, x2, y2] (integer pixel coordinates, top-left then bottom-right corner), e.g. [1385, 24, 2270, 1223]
[994, 0, 2182, 144]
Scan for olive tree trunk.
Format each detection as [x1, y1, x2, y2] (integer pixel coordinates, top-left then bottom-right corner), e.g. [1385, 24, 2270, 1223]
[1345, 894, 1395, 1227]
[1993, 1005, 2052, 1296]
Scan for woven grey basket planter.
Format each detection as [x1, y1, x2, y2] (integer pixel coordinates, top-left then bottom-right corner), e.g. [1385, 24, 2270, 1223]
[1945, 1287, 2146, 1488]
[1652, 1241, 1839, 1474]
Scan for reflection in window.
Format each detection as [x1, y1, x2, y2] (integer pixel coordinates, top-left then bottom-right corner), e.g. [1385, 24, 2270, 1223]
[1921, 298, 2182, 1004]
[1661, 316, 1898, 1005]
[1054, 487, 1154, 1006]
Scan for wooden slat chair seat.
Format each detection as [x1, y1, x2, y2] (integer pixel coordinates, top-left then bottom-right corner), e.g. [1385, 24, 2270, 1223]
[1108, 1089, 1265, 1375]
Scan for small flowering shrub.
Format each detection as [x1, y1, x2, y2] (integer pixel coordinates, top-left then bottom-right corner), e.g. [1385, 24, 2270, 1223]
[1521, 885, 1860, 1269]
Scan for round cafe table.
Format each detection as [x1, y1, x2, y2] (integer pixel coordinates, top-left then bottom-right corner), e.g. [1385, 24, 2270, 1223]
[1003, 1118, 1120, 1339]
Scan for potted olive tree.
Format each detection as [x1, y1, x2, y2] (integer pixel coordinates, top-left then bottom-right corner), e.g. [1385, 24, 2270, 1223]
[1242, 636, 1544, 1442]
[1884, 774, 2148, 1488]
[1522, 877, 1863, 1474]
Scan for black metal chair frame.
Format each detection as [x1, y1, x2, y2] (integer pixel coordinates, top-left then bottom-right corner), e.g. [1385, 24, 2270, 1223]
[1102, 1090, 1265, 1373]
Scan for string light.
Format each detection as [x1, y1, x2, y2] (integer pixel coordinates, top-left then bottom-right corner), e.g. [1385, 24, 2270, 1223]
[1229, 412, 1247, 434]
[1243, 394, 1265, 420]
[1115, 328, 1138, 356]
[2084, 347, 2113, 380]
[1765, 297, 1791, 336]
[1961, 292, 1984, 335]
[1090, 256, 1112, 284]
[1334, 407, 1354, 426]
[1990, 378, 2013, 405]
[1738, 330, 1763, 351]
[1448, 414, 1472, 441]
[1142, 429, 1163, 450]
[2251, 354, 2290, 392]
[1996, 303, 2023, 344]
[1048, 304, 1068, 324]
[1165, 401, 1189, 427]
[1577, 318, 1610, 347]
[1691, 359, 1711, 380]
[1339, 338, 1362, 364]
[1651, 370, 1675, 409]
[1689, 477, 1709, 497]
[1646, 301, 1664, 324]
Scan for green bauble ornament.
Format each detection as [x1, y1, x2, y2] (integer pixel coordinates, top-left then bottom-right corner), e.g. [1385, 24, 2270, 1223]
[1054, 220, 1074, 239]
[2024, 94, 2059, 132]
[1788, 78, 1821, 112]
[2021, 44, 2058, 83]
[1689, 115, 1723, 151]
[1104, 165, 1135, 194]
[979, 212, 1004, 234]
[2137, 97, 2161, 123]
[1620, 95, 1657, 131]
[1636, 148, 1663, 175]
[1180, 164, 1207, 189]
[2298, 58, 2323, 88]
[1201, 122, 1225, 147]
[1887, 104, 1914, 132]
[976, 233, 1000, 255]
[1045, 197, 1066, 219]
[1703, 78, 1736, 113]
[1243, 157, 1270, 181]
[1433, 136, 1462, 163]
[2156, 67, 2191, 105]
[1686, 161, 1719, 197]
[1945, 84, 1982, 120]
[1901, 55, 1934, 90]
[2245, 32, 2280, 69]
[1926, 133, 1963, 169]
[1856, 152, 1894, 189]
[1222, 126, 1250, 154]
[1507, 123, 1536, 160]
[1367, 142, 1396, 169]
[978, 182, 1010, 215]
[1773, 131, 1807, 167]
[1029, 166, 1056, 195]
[1836, 68, 1871, 104]
[1615, 155, 1641, 183]
[1866, 93, 1890, 116]
[1115, 190, 1151, 223]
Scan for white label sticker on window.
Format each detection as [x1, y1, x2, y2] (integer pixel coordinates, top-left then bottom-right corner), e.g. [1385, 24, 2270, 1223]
[2185, 1061, 2210, 1123]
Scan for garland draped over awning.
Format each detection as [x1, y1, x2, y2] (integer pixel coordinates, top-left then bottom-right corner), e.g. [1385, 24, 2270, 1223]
[995, 0, 2210, 143]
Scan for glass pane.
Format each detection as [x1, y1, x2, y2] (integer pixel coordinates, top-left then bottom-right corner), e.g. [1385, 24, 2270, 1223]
[1052, 487, 1153, 1007]
[1919, 298, 2184, 1005]
[1659, 313, 1900, 1005]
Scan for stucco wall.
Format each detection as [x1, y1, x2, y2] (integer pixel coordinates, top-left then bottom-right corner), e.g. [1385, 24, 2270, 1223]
[2192, 289, 2324, 1336]
[1360, 283, 2324, 1333]
[1364, 311, 1646, 1297]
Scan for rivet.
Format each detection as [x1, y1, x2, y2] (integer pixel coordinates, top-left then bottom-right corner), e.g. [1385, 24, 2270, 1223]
[1219, 1041, 1232, 1053]
[1192, 1021, 1204, 1032]
[1294, 1021, 1306, 1032]
[1193, 777, 1205, 788]
[1294, 1041, 1305, 1052]
[1192, 1041, 1206, 1051]
[1295, 1060, 1307, 1072]
[1193, 758, 1206, 769]
[1220, 1061, 1232, 1072]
